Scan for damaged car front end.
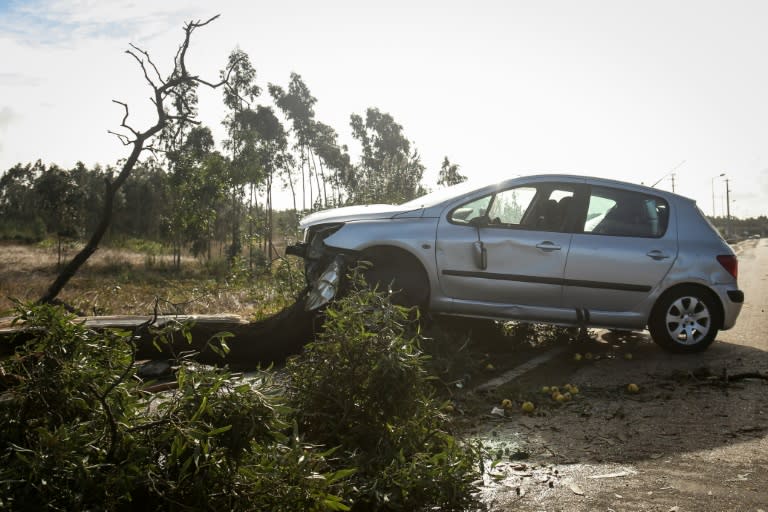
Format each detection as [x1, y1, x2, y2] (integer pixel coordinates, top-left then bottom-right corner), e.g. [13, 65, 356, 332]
[286, 223, 350, 311]
[285, 201, 439, 311]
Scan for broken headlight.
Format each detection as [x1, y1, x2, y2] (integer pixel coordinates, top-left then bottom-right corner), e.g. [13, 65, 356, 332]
[305, 256, 344, 311]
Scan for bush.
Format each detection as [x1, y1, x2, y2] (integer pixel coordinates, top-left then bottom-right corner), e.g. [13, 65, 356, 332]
[287, 275, 483, 511]
[0, 303, 351, 511]
[0, 278, 483, 511]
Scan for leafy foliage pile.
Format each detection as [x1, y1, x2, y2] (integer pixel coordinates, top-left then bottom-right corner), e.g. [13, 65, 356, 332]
[0, 282, 482, 511]
[0, 304, 348, 511]
[288, 278, 483, 511]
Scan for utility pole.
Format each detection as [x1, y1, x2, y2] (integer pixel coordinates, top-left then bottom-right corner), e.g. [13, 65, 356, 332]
[712, 173, 725, 217]
[725, 178, 732, 239]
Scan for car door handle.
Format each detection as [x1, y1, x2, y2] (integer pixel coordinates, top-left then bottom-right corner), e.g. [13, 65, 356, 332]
[646, 250, 670, 260]
[536, 241, 561, 251]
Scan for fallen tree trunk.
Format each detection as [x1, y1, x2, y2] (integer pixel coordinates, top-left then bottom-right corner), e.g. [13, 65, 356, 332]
[1, 296, 321, 369]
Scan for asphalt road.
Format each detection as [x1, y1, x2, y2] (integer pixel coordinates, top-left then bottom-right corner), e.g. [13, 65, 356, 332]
[475, 238, 768, 511]
[724, 238, 768, 352]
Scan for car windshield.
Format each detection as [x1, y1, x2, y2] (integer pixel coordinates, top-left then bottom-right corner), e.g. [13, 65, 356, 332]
[399, 179, 495, 209]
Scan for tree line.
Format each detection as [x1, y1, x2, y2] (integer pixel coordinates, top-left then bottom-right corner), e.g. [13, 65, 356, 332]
[0, 48, 467, 269]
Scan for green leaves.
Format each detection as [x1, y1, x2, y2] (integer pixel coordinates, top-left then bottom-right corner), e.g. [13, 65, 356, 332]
[287, 272, 482, 510]
[0, 303, 353, 511]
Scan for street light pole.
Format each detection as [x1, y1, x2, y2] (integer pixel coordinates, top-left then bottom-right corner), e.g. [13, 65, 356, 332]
[712, 173, 725, 217]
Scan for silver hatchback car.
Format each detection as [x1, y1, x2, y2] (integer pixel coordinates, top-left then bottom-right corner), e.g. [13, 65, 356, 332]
[287, 175, 743, 353]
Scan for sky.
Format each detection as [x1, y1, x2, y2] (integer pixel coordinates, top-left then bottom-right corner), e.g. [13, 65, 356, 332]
[0, 0, 766, 217]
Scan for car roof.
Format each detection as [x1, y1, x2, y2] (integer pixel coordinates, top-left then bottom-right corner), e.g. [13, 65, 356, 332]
[511, 173, 695, 205]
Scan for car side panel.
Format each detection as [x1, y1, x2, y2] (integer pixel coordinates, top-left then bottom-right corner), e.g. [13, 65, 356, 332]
[320, 217, 444, 293]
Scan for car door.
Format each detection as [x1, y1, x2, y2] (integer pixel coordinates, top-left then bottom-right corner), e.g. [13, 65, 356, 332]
[436, 182, 578, 308]
[562, 185, 678, 315]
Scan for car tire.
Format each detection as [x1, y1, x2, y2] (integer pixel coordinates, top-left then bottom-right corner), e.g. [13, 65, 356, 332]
[648, 286, 719, 353]
[360, 247, 430, 308]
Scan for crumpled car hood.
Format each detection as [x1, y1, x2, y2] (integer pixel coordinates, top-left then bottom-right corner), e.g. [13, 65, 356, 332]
[299, 204, 423, 227]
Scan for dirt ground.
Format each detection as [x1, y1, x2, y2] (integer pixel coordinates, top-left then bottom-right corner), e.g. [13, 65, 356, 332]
[465, 238, 768, 511]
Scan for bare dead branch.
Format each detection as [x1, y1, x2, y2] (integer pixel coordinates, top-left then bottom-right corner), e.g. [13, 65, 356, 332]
[107, 130, 132, 146]
[125, 49, 157, 89]
[128, 43, 164, 86]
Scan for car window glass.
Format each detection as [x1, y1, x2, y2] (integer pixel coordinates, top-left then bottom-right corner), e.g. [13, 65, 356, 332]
[487, 187, 537, 225]
[449, 184, 576, 231]
[449, 195, 492, 224]
[583, 187, 668, 237]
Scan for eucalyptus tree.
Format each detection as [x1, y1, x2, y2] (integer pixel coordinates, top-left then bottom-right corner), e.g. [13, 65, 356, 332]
[234, 106, 288, 263]
[116, 158, 168, 243]
[33, 163, 86, 265]
[0, 161, 44, 239]
[311, 121, 351, 206]
[269, 73, 320, 210]
[162, 126, 228, 267]
[221, 48, 261, 262]
[437, 156, 467, 187]
[348, 108, 426, 205]
[69, 162, 108, 236]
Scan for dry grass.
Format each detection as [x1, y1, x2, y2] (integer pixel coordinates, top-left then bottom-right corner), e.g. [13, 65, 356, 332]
[0, 242, 303, 319]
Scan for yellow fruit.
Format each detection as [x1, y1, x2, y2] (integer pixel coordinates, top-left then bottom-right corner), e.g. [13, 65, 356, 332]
[624, 352, 633, 360]
[521, 401, 535, 413]
[442, 404, 455, 413]
[550, 386, 560, 394]
[541, 386, 551, 394]
[485, 363, 495, 371]
[627, 383, 640, 393]
[569, 385, 580, 394]
[501, 399, 513, 409]
[562, 392, 572, 401]
[553, 392, 566, 403]
[563, 383, 573, 392]
[573, 353, 583, 361]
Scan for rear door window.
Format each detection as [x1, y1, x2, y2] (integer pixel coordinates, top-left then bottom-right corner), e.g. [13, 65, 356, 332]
[582, 187, 668, 237]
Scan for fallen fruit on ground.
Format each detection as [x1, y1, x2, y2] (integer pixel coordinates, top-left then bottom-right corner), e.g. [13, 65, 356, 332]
[541, 386, 551, 394]
[501, 399, 513, 409]
[573, 353, 583, 361]
[521, 401, 535, 413]
[627, 383, 640, 393]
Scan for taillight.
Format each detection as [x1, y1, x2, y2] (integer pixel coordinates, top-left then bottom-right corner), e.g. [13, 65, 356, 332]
[717, 255, 738, 279]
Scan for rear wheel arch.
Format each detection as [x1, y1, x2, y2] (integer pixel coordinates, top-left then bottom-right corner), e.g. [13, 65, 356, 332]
[651, 283, 724, 329]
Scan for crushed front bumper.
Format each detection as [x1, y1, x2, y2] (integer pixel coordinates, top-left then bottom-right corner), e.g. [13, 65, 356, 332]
[287, 238, 348, 311]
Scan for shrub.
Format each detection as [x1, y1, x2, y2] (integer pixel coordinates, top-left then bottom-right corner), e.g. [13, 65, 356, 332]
[0, 303, 351, 511]
[287, 275, 483, 511]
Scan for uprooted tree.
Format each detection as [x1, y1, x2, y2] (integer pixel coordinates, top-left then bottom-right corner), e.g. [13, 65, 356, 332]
[39, 15, 236, 306]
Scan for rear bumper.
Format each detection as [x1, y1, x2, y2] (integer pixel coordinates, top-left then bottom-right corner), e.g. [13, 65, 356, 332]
[719, 287, 744, 330]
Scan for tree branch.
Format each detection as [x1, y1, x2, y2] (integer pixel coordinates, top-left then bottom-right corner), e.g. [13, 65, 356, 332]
[39, 15, 231, 305]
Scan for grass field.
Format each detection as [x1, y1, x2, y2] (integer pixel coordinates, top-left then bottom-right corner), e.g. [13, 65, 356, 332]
[0, 241, 304, 319]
